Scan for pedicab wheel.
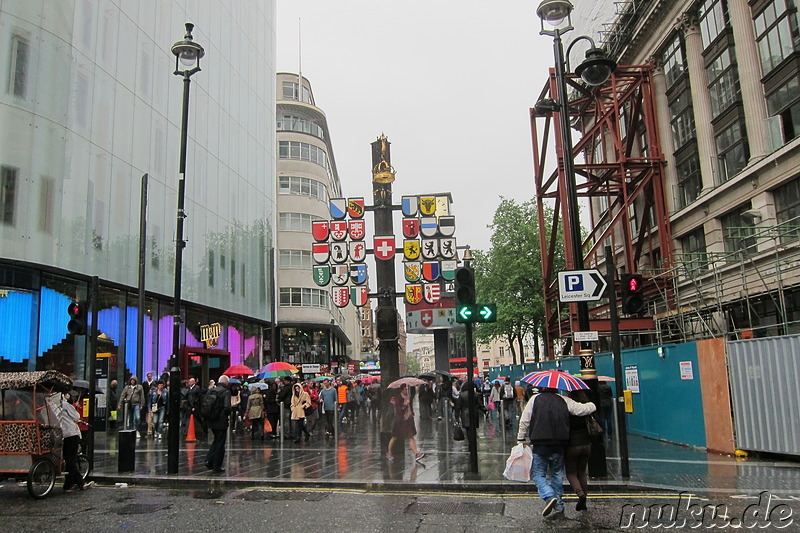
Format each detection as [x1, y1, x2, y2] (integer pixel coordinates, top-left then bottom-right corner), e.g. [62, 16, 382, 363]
[27, 459, 56, 499]
[78, 453, 91, 480]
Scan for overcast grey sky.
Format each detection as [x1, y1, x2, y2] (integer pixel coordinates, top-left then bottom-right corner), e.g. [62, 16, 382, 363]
[275, 1, 570, 253]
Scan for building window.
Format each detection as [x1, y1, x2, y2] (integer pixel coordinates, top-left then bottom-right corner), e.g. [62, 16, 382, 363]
[277, 115, 324, 139]
[706, 48, 741, 118]
[0, 166, 17, 226]
[278, 212, 325, 233]
[279, 287, 329, 309]
[754, 0, 800, 75]
[662, 34, 687, 88]
[278, 176, 328, 201]
[669, 92, 696, 149]
[680, 228, 709, 273]
[774, 177, 800, 242]
[278, 141, 327, 168]
[676, 154, 702, 209]
[281, 81, 313, 104]
[766, 76, 800, 143]
[699, 0, 730, 49]
[279, 249, 312, 269]
[721, 207, 758, 258]
[715, 120, 749, 182]
[8, 34, 29, 98]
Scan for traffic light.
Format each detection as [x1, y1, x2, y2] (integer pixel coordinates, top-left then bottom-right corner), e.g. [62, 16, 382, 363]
[620, 273, 645, 315]
[455, 267, 476, 324]
[474, 303, 497, 323]
[67, 300, 88, 335]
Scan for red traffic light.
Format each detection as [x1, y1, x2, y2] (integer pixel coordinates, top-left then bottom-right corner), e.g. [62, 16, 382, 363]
[68, 301, 83, 317]
[627, 276, 641, 292]
[67, 300, 87, 335]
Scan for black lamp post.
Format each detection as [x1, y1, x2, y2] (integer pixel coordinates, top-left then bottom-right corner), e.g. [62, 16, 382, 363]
[535, 0, 615, 358]
[167, 22, 204, 475]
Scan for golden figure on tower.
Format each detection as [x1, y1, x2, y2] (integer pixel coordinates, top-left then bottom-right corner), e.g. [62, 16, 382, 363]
[372, 133, 396, 184]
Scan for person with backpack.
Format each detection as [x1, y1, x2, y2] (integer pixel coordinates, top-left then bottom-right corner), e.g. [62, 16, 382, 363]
[203, 375, 232, 473]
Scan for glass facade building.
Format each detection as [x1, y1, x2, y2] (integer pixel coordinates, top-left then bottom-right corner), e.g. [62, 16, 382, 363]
[0, 2, 277, 385]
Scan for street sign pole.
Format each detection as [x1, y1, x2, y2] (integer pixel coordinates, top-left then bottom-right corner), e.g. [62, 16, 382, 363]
[606, 246, 630, 478]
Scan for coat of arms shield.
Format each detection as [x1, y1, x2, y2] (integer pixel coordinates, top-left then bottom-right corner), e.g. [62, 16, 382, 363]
[329, 198, 347, 220]
[313, 265, 330, 286]
[349, 240, 366, 262]
[405, 284, 422, 305]
[403, 239, 420, 261]
[347, 197, 365, 219]
[332, 286, 350, 307]
[312, 220, 329, 242]
[404, 262, 421, 282]
[331, 264, 349, 285]
[312, 243, 329, 264]
[330, 221, 348, 241]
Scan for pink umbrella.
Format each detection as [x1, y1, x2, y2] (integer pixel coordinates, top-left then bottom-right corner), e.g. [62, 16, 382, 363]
[387, 377, 427, 389]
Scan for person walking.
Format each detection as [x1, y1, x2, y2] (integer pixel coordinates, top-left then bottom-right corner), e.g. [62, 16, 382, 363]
[118, 376, 145, 435]
[245, 385, 265, 440]
[318, 379, 337, 437]
[598, 380, 614, 437]
[149, 381, 168, 439]
[516, 387, 596, 518]
[277, 376, 294, 439]
[386, 384, 425, 462]
[58, 393, 93, 492]
[204, 375, 232, 473]
[565, 389, 593, 511]
[290, 383, 311, 442]
[264, 380, 280, 438]
[502, 378, 516, 429]
[488, 381, 502, 423]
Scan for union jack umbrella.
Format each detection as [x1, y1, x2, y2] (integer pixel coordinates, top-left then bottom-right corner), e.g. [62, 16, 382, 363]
[520, 370, 588, 391]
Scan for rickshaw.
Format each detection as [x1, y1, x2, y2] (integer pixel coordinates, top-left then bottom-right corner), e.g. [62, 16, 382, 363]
[0, 370, 89, 498]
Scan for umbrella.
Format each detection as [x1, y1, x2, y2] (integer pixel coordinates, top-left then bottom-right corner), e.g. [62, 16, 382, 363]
[228, 378, 241, 385]
[520, 370, 588, 391]
[418, 372, 436, 380]
[314, 375, 334, 381]
[223, 364, 254, 377]
[256, 362, 298, 379]
[572, 373, 615, 382]
[72, 379, 90, 389]
[387, 377, 428, 389]
[252, 382, 268, 390]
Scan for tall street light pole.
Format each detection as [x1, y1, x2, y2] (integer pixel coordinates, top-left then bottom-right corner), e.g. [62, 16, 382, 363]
[168, 22, 204, 475]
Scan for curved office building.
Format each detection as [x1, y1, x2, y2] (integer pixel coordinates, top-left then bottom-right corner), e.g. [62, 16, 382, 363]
[0, 2, 277, 386]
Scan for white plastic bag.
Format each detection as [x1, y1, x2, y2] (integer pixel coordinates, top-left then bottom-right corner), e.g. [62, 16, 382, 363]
[503, 443, 533, 482]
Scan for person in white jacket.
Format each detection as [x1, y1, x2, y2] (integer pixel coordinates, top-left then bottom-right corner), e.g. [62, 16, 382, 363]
[58, 394, 92, 492]
[516, 388, 596, 518]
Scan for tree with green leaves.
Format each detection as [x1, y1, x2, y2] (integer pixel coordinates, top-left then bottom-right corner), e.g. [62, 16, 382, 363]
[472, 198, 564, 363]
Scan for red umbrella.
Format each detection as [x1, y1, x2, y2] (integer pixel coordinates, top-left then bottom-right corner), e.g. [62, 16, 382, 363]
[222, 364, 255, 377]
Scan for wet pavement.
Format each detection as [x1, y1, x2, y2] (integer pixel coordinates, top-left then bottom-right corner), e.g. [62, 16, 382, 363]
[90, 410, 800, 496]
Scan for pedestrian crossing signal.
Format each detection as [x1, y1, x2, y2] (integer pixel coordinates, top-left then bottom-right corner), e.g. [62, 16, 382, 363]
[67, 300, 88, 335]
[620, 273, 645, 315]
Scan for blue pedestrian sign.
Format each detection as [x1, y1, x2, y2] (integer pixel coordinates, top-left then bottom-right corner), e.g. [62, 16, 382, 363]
[558, 269, 607, 302]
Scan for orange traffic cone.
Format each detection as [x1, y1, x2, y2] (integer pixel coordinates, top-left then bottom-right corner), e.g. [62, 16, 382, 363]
[186, 413, 197, 442]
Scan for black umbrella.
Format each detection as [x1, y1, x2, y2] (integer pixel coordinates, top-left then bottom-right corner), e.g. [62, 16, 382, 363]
[418, 372, 436, 380]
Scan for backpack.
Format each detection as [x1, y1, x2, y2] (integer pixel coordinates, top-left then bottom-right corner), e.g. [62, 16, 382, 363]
[201, 387, 222, 419]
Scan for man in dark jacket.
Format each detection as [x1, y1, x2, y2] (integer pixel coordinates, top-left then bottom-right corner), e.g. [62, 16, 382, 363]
[204, 375, 232, 473]
[182, 377, 204, 438]
[516, 388, 596, 518]
[277, 376, 294, 439]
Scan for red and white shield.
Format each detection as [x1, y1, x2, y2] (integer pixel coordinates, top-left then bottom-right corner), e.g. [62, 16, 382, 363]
[330, 221, 348, 241]
[312, 243, 329, 264]
[312, 221, 329, 242]
[423, 283, 441, 304]
[374, 236, 396, 261]
[348, 220, 365, 240]
[350, 286, 368, 307]
[349, 240, 366, 262]
[421, 310, 433, 327]
[347, 197, 365, 219]
[402, 218, 420, 239]
[332, 286, 350, 307]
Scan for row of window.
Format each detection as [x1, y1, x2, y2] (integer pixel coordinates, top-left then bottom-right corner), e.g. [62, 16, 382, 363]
[277, 114, 324, 139]
[279, 287, 329, 308]
[278, 212, 325, 233]
[278, 175, 327, 201]
[281, 81, 313, 105]
[278, 141, 327, 168]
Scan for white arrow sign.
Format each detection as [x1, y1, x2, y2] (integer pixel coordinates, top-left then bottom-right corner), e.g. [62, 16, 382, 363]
[558, 269, 607, 302]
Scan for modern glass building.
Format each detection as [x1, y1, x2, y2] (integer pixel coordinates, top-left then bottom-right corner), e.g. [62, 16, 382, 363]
[0, 2, 277, 387]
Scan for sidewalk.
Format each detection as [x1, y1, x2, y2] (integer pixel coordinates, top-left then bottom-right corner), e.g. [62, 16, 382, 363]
[90, 413, 800, 495]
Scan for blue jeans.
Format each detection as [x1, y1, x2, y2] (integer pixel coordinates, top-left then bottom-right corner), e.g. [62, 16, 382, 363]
[124, 404, 140, 431]
[531, 451, 565, 512]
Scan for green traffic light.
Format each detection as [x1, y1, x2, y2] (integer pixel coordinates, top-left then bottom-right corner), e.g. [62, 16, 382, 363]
[476, 303, 497, 323]
[456, 304, 474, 323]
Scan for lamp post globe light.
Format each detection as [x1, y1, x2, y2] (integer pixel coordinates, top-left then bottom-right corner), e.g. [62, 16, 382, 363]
[534, 0, 615, 359]
[168, 22, 204, 475]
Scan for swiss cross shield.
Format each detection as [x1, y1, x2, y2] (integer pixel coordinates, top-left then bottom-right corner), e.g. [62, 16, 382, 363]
[331, 264, 349, 285]
[441, 260, 457, 280]
[349, 240, 366, 262]
[439, 237, 457, 259]
[374, 236, 395, 260]
[350, 286, 368, 307]
[402, 218, 420, 239]
[329, 198, 347, 220]
[332, 286, 350, 307]
[330, 242, 348, 263]
[349, 263, 368, 285]
[420, 217, 438, 237]
[313, 265, 330, 286]
[404, 262, 421, 282]
[312, 243, 329, 264]
[347, 197, 365, 219]
[423, 283, 441, 304]
[422, 261, 440, 281]
[421, 310, 433, 327]
[421, 239, 439, 260]
[405, 284, 422, 305]
[438, 216, 455, 237]
[401, 196, 418, 217]
[348, 220, 365, 240]
[330, 221, 348, 241]
[419, 196, 436, 216]
[403, 239, 420, 261]
[312, 220, 330, 242]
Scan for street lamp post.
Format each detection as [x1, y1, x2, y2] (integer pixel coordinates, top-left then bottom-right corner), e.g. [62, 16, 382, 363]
[535, 0, 615, 359]
[168, 22, 204, 475]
